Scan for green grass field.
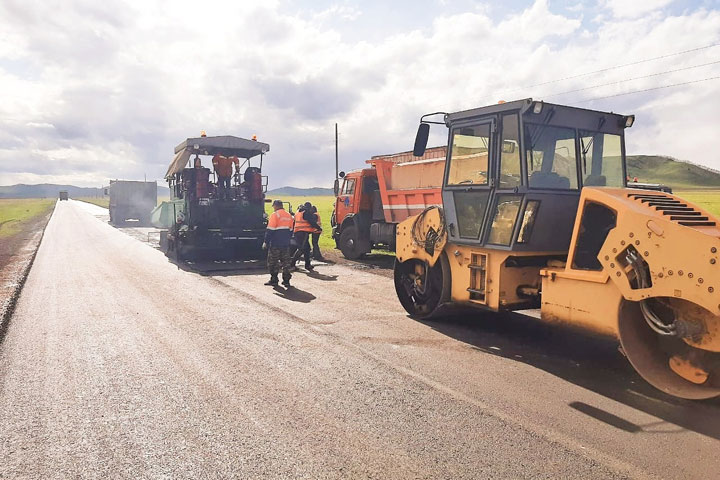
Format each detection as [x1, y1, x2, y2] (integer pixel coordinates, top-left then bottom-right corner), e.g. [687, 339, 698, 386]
[0, 198, 55, 238]
[77, 197, 109, 208]
[675, 190, 720, 217]
[265, 195, 336, 248]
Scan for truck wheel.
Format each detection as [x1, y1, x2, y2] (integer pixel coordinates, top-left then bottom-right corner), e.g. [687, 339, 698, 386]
[339, 226, 365, 260]
[394, 253, 451, 319]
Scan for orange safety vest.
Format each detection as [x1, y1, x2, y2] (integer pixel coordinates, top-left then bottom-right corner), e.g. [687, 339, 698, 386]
[268, 208, 294, 231]
[293, 210, 315, 233]
[212, 155, 239, 177]
[313, 214, 322, 234]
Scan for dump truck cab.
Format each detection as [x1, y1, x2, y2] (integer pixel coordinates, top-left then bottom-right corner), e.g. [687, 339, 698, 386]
[332, 167, 379, 256]
[332, 147, 445, 259]
[396, 98, 720, 400]
[333, 167, 378, 238]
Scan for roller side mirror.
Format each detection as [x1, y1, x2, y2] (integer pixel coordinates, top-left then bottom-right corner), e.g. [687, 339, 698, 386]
[413, 123, 430, 157]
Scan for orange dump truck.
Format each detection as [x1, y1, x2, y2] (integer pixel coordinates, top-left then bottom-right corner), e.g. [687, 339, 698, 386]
[331, 146, 446, 259]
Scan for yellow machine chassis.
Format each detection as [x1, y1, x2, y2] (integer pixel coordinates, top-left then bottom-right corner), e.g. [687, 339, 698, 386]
[395, 188, 720, 399]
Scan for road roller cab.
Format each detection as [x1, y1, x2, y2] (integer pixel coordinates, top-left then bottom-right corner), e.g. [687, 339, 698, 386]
[395, 98, 720, 400]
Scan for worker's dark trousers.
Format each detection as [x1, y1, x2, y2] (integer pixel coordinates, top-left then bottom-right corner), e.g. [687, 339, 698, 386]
[291, 231, 312, 267]
[218, 176, 231, 199]
[267, 247, 292, 282]
[311, 232, 322, 259]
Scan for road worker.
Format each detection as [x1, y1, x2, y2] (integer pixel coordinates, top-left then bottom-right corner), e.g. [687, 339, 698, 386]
[212, 154, 240, 200]
[310, 205, 324, 261]
[263, 199, 293, 287]
[291, 201, 318, 271]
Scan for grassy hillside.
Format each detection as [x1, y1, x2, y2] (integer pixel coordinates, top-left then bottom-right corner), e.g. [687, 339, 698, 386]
[0, 184, 102, 199]
[627, 156, 720, 190]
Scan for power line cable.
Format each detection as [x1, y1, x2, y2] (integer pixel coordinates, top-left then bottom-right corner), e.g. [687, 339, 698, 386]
[541, 60, 720, 99]
[573, 75, 720, 104]
[484, 42, 720, 102]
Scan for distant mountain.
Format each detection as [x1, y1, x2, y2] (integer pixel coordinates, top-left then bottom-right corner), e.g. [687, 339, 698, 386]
[626, 155, 720, 189]
[266, 186, 334, 196]
[0, 183, 170, 199]
[0, 184, 102, 199]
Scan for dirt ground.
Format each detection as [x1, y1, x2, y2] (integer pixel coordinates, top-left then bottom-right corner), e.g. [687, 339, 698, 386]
[0, 211, 52, 271]
[0, 207, 54, 320]
[319, 248, 395, 278]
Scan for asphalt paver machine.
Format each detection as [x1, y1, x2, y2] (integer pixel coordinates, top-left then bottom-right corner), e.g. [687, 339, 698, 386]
[154, 135, 270, 260]
[395, 98, 720, 400]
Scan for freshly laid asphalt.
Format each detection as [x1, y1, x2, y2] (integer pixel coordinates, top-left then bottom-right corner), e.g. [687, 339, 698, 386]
[0, 200, 718, 479]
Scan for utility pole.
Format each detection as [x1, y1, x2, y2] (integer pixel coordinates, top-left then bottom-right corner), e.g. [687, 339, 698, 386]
[334, 123, 339, 195]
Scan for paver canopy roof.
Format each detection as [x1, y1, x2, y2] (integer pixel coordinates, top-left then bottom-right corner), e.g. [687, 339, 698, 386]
[165, 135, 270, 178]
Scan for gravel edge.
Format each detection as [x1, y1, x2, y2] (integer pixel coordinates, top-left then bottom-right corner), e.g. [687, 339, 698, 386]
[0, 206, 55, 343]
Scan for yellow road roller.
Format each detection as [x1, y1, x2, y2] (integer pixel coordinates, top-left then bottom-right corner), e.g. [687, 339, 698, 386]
[395, 98, 720, 400]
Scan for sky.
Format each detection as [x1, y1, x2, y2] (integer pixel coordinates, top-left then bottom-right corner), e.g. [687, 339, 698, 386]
[0, 0, 719, 189]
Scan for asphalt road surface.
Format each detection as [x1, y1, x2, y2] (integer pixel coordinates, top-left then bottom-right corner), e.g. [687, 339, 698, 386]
[1, 200, 719, 479]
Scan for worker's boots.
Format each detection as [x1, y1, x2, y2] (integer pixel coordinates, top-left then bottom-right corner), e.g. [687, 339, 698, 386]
[264, 275, 279, 286]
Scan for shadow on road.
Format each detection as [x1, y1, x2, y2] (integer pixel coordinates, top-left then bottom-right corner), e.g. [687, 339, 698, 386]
[167, 258, 268, 276]
[418, 309, 720, 440]
[272, 285, 316, 303]
[305, 270, 338, 281]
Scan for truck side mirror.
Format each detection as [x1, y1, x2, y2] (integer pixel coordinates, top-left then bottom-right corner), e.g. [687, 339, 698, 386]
[413, 123, 430, 157]
[502, 140, 516, 154]
[333, 178, 339, 196]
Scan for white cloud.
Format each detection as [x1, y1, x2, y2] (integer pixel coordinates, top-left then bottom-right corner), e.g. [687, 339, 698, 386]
[600, 0, 674, 19]
[0, 0, 718, 189]
[313, 4, 362, 22]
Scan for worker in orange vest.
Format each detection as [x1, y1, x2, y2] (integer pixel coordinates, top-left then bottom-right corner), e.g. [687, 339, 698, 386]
[212, 154, 239, 200]
[263, 199, 294, 287]
[292, 202, 317, 271]
[310, 205, 324, 261]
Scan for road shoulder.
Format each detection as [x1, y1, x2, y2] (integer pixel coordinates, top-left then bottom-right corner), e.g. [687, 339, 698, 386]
[0, 203, 55, 338]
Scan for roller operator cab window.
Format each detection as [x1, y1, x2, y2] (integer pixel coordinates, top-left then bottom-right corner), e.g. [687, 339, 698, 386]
[341, 178, 356, 195]
[447, 124, 491, 186]
[454, 191, 491, 239]
[579, 132, 624, 187]
[525, 124, 578, 190]
[517, 200, 540, 244]
[499, 114, 521, 188]
[488, 195, 523, 245]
